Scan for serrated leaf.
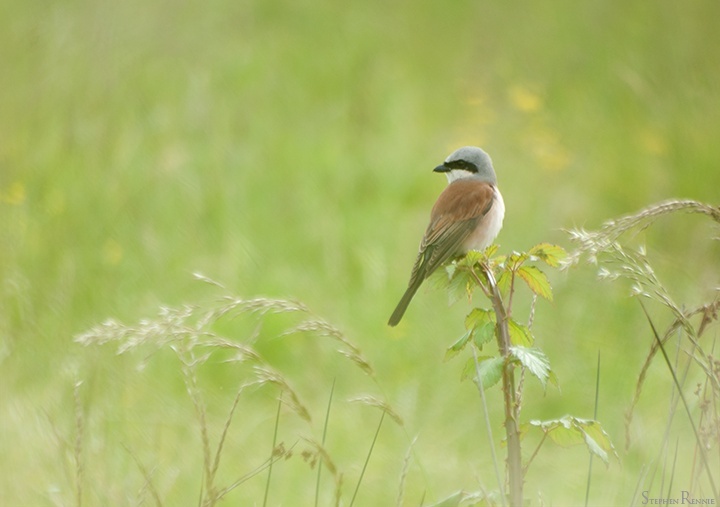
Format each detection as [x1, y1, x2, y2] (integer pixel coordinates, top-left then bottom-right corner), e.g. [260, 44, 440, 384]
[496, 269, 512, 297]
[530, 417, 584, 447]
[510, 346, 551, 387]
[517, 265, 553, 301]
[581, 427, 608, 463]
[473, 321, 496, 349]
[506, 251, 529, 269]
[529, 416, 618, 464]
[462, 249, 484, 266]
[465, 309, 496, 349]
[528, 243, 568, 268]
[460, 356, 476, 381]
[445, 329, 472, 362]
[462, 355, 503, 389]
[508, 318, 534, 346]
[578, 419, 618, 464]
[465, 308, 494, 330]
[442, 265, 472, 305]
[483, 243, 499, 260]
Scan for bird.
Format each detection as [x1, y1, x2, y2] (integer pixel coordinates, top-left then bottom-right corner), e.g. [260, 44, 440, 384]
[388, 146, 505, 327]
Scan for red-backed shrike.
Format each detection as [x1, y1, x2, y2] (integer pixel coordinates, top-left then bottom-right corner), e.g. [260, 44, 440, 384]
[388, 146, 505, 326]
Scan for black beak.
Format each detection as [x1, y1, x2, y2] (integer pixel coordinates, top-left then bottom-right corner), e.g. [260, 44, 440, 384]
[433, 164, 450, 173]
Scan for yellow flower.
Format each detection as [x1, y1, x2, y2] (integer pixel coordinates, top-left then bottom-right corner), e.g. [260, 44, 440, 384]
[639, 129, 667, 156]
[103, 239, 124, 266]
[2, 181, 26, 205]
[509, 86, 542, 113]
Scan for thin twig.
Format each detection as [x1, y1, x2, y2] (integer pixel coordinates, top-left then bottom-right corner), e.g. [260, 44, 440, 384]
[523, 432, 547, 475]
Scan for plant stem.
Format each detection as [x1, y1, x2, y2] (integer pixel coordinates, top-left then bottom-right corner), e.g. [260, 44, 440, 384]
[482, 264, 523, 506]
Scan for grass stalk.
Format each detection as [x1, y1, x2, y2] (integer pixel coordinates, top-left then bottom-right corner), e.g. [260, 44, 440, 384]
[472, 345, 507, 507]
[584, 352, 601, 507]
[124, 444, 163, 507]
[263, 393, 283, 507]
[638, 300, 718, 502]
[315, 379, 336, 507]
[73, 381, 84, 507]
[350, 410, 385, 507]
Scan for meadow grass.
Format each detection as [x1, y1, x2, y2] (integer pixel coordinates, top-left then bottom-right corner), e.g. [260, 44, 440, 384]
[2, 0, 719, 504]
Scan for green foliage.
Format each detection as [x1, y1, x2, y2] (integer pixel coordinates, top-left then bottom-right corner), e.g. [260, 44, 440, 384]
[510, 346, 553, 389]
[2, 0, 720, 503]
[568, 199, 720, 500]
[443, 243, 620, 505]
[462, 355, 504, 388]
[528, 416, 618, 465]
[443, 243, 565, 388]
[508, 318, 534, 347]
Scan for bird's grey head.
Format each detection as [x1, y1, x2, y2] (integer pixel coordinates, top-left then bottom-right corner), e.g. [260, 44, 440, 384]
[433, 146, 497, 185]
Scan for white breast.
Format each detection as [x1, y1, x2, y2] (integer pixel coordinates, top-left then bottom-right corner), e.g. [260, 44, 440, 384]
[461, 187, 505, 252]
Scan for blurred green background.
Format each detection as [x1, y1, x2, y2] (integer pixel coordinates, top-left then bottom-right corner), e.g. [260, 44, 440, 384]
[2, 0, 719, 504]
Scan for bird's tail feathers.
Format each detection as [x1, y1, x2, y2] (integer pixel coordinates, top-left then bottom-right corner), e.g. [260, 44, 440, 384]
[388, 279, 423, 327]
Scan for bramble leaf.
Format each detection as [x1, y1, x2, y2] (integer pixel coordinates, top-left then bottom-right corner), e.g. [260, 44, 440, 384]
[444, 329, 472, 361]
[529, 416, 618, 464]
[508, 318, 534, 346]
[462, 249, 484, 267]
[465, 308, 496, 349]
[517, 265, 553, 301]
[441, 264, 472, 305]
[511, 346, 552, 388]
[528, 243, 568, 268]
[462, 355, 503, 389]
[497, 269, 512, 297]
[465, 307, 493, 330]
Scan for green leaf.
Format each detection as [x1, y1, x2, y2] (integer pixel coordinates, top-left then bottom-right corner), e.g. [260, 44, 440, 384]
[473, 320, 496, 349]
[517, 265, 553, 301]
[465, 308, 493, 330]
[528, 243, 568, 268]
[483, 243, 499, 260]
[530, 417, 584, 447]
[465, 308, 496, 349]
[462, 355, 503, 389]
[496, 269, 512, 297]
[510, 346, 551, 388]
[508, 318, 534, 346]
[461, 249, 484, 267]
[441, 264, 472, 305]
[506, 251, 529, 269]
[445, 262, 457, 279]
[579, 419, 618, 464]
[445, 329, 472, 362]
[529, 416, 618, 464]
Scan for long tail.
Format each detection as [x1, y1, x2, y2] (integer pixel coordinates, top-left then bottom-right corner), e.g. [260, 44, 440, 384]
[388, 278, 423, 327]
